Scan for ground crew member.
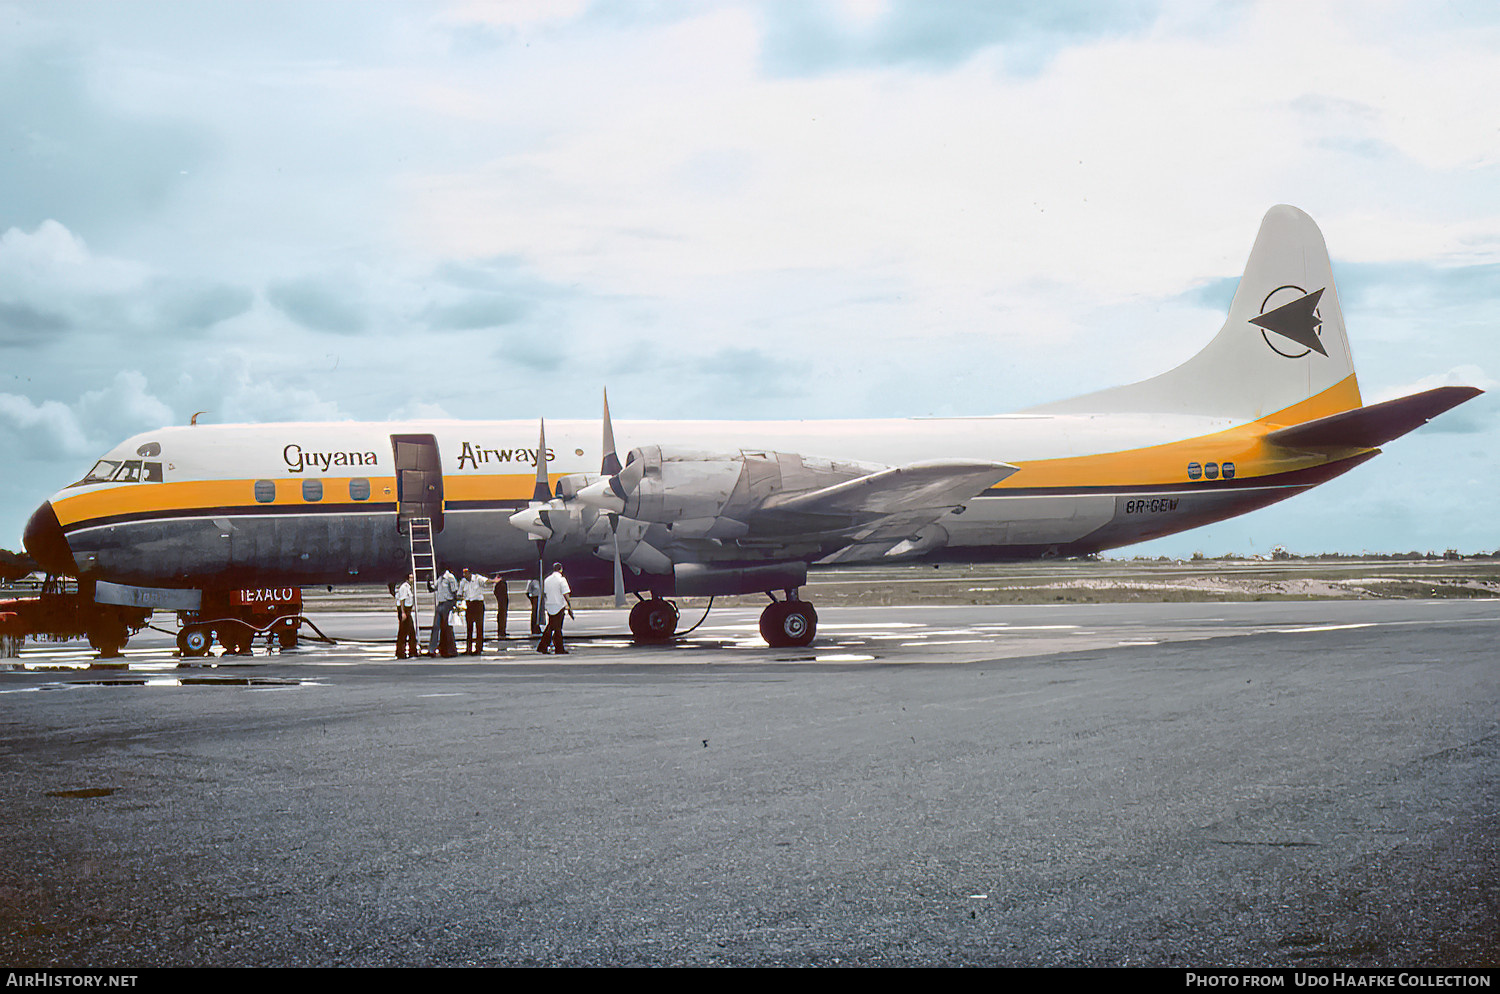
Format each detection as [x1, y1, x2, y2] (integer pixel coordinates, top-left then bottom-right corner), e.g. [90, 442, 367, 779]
[526, 576, 542, 634]
[428, 566, 459, 657]
[461, 567, 487, 654]
[538, 562, 573, 654]
[395, 572, 418, 659]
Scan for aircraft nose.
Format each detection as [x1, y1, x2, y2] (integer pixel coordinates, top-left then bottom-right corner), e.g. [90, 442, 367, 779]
[23, 501, 78, 576]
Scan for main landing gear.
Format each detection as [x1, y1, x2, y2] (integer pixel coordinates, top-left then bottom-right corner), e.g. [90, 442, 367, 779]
[627, 589, 818, 648]
[759, 592, 817, 648]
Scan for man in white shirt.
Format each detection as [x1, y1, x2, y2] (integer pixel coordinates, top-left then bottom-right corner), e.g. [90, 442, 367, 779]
[538, 562, 573, 654]
[394, 572, 417, 658]
[460, 567, 488, 654]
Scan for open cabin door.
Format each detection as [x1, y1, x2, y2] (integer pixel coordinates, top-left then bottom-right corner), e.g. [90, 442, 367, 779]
[391, 434, 444, 533]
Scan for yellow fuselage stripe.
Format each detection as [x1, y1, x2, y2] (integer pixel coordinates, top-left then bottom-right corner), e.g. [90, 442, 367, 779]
[995, 376, 1364, 489]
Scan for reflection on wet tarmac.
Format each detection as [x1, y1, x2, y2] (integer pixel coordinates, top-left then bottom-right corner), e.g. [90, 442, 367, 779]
[2, 602, 1498, 678]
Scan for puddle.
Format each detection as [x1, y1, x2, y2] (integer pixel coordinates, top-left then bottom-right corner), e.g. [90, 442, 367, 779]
[46, 788, 116, 798]
[66, 677, 313, 688]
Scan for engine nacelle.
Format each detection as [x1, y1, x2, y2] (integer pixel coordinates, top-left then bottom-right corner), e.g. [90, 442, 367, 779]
[575, 445, 883, 531]
[617, 446, 746, 524]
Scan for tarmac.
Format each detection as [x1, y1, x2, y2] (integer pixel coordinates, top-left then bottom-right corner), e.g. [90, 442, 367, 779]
[1, 599, 1496, 966]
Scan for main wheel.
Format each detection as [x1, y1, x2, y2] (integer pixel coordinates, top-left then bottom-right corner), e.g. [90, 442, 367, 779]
[629, 599, 679, 643]
[760, 600, 817, 648]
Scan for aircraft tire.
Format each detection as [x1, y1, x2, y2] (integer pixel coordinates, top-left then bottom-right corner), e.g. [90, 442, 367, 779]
[629, 599, 678, 643]
[760, 600, 817, 648]
[177, 625, 211, 657]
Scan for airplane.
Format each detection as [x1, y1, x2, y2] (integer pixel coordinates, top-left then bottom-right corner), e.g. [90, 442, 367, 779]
[21, 205, 1481, 653]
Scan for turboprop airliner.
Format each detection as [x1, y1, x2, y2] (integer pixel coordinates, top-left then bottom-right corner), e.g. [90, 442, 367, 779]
[22, 206, 1481, 651]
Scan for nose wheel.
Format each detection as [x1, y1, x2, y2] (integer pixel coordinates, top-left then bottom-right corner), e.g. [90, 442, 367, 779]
[629, 597, 679, 643]
[759, 597, 817, 648]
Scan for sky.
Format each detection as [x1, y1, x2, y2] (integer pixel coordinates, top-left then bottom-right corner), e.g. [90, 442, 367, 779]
[1, 0, 1496, 558]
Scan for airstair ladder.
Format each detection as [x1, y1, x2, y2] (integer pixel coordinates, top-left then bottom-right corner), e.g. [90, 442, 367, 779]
[408, 516, 438, 638]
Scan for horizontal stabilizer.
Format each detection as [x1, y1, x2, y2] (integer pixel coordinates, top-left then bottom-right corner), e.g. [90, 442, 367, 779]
[1266, 386, 1482, 450]
[765, 460, 1016, 517]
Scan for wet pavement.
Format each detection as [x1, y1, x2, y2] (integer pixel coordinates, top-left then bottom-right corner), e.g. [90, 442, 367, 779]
[1, 601, 1497, 966]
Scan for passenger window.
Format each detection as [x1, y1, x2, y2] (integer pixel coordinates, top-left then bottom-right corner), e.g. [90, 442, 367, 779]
[302, 479, 323, 502]
[349, 478, 371, 501]
[254, 480, 276, 503]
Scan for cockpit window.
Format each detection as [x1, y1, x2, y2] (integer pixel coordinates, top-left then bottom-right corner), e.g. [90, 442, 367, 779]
[81, 460, 121, 484]
[69, 458, 164, 488]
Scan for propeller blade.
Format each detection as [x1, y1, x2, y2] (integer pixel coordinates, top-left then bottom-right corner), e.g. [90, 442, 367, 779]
[532, 419, 551, 502]
[610, 512, 626, 607]
[534, 538, 547, 633]
[601, 388, 622, 477]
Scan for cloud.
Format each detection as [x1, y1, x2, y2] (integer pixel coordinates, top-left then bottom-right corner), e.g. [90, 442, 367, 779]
[76, 370, 174, 443]
[0, 369, 171, 464]
[265, 274, 371, 335]
[758, 0, 1159, 76]
[0, 392, 92, 457]
[0, 220, 252, 346]
[171, 350, 350, 424]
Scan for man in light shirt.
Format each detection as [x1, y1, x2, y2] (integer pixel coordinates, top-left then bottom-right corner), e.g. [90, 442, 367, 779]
[394, 572, 417, 659]
[460, 567, 488, 654]
[538, 562, 573, 655]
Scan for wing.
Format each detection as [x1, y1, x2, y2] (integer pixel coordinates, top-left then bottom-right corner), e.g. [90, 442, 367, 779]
[752, 460, 1016, 562]
[567, 445, 1014, 567]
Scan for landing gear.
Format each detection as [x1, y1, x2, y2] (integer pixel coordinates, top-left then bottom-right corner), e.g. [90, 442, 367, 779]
[629, 597, 679, 643]
[759, 595, 817, 648]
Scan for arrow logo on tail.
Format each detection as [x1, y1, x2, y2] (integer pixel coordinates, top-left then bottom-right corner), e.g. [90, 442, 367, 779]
[1250, 286, 1327, 358]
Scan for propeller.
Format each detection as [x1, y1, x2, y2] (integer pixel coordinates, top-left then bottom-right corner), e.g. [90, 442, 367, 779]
[575, 413, 641, 514]
[505, 392, 665, 609]
[506, 420, 551, 633]
[601, 390, 626, 607]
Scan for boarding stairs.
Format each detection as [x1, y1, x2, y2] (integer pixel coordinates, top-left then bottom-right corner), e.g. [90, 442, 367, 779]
[407, 516, 438, 635]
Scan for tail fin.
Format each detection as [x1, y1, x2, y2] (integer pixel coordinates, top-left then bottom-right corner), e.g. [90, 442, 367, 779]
[1030, 205, 1360, 421]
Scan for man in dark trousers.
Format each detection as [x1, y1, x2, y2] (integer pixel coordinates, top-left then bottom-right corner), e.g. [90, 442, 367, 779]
[428, 566, 459, 657]
[394, 572, 418, 659]
[537, 562, 573, 654]
[461, 567, 487, 654]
